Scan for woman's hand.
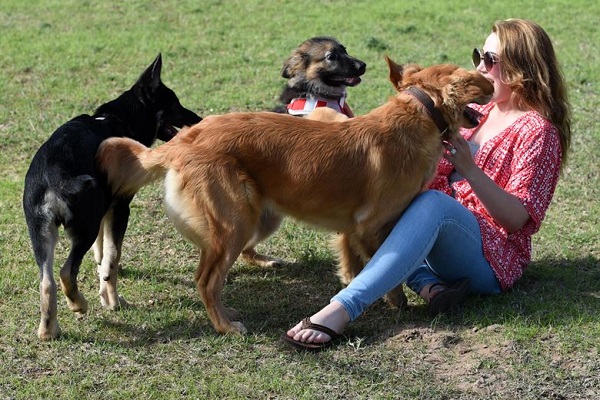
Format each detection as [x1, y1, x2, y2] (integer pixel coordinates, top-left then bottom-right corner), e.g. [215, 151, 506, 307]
[443, 135, 478, 180]
[443, 134, 530, 233]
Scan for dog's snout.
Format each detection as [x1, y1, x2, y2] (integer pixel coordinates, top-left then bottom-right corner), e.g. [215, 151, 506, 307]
[356, 60, 367, 75]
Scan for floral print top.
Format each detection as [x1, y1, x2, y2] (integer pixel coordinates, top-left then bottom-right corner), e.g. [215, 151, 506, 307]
[429, 102, 562, 291]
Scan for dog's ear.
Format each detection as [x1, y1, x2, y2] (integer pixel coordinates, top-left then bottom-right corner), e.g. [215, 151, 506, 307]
[281, 52, 303, 79]
[385, 56, 421, 91]
[385, 56, 404, 88]
[136, 53, 163, 94]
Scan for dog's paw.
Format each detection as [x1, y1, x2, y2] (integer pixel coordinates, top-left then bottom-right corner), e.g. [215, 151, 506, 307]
[263, 258, 285, 268]
[338, 274, 354, 287]
[229, 321, 248, 335]
[38, 318, 61, 341]
[99, 291, 129, 310]
[240, 250, 285, 268]
[66, 292, 88, 315]
[384, 285, 408, 309]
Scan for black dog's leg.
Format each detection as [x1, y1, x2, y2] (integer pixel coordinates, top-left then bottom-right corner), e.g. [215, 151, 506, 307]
[28, 217, 62, 340]
[98, 197, 132, 309]
[59, 229, 94, 318]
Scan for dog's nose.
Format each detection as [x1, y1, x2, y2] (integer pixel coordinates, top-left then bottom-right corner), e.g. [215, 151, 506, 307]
[356, 61, 367, 75]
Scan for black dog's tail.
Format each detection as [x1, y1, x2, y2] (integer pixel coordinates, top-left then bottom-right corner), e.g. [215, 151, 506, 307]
[96, 137, 168, 197]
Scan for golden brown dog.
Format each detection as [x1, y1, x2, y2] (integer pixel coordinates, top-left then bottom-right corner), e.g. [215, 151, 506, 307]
[242, 37, 366, 269]
[97, 57, 493, 334]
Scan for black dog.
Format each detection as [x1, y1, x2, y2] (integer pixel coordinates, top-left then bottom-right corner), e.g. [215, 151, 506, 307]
[273, 36, 366, 117]
[23, 54, 201, 340]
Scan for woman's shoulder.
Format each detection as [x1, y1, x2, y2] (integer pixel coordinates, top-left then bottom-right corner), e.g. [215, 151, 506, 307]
[513, 110, 558, 140]
[509, 111, 562, 162]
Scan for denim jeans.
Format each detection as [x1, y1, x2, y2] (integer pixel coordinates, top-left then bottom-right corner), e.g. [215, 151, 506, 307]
[331, 190, 502, 321]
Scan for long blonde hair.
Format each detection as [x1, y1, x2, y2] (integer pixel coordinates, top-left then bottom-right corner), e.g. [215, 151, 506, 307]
[493, 19, 571, 169]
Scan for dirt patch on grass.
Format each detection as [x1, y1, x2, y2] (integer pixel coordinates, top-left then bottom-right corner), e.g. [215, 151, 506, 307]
[384, 323, 599, 399]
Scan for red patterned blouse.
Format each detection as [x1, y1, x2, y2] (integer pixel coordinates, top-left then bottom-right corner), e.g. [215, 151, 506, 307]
[429, 102, 563, 291]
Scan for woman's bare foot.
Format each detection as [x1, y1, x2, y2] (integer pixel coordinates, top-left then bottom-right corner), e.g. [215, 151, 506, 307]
[285, 301, 350, 344]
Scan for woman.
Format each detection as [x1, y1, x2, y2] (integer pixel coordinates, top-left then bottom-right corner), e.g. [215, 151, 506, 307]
[281, 18, 571, 352]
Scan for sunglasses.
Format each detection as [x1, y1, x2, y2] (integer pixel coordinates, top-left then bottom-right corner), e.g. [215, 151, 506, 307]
[472, 48, 500, 71]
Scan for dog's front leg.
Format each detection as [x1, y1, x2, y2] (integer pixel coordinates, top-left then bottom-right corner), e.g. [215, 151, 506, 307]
[92, 222, 104, 266]
[98, 199, 131, 310]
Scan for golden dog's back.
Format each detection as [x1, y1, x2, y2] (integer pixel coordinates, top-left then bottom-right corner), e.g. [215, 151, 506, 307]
[157, 107, 440, 230]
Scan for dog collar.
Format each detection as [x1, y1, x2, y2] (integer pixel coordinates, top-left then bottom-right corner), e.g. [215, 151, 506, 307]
[287, 94, 352, 117]
[403, 87, 448, 135]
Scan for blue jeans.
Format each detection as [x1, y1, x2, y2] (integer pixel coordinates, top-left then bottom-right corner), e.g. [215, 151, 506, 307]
[331, 190, 501, 321]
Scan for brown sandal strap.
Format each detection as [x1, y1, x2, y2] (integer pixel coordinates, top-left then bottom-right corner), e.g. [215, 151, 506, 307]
[428, 282, 448, 295]
[300, 317, 340, 339]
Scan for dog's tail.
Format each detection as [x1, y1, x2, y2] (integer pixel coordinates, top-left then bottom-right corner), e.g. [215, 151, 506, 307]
[96, 137, 167, 197]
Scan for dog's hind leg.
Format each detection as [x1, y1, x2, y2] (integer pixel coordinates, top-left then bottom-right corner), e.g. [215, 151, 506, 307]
[197, 196, 261, 334]
[195, 238, 248, 334]
[240, 207, 284, 268]
[59, 235, 91, 318]
[27, 219, 62, 340]
[24, 188, 64, 340]
[97, 198, 132, 310]
[59, 209, 108, 318]
[166, 163, 261, 334]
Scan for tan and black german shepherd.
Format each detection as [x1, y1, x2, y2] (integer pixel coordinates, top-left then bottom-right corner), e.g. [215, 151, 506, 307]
[273, 36, 366, 117]
[23, 55, 201, 340]
[97, 57, 493, 335]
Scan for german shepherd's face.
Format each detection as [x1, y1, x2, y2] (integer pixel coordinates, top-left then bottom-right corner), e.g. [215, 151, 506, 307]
[125, 54, 202, 143]
[281, 37, 366, 98]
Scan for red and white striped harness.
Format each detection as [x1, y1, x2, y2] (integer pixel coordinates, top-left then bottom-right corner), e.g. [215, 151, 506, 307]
[286, 94, 352, 117]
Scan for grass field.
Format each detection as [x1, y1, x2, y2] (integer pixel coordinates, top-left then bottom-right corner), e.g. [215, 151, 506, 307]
[1, 1, 599, 399]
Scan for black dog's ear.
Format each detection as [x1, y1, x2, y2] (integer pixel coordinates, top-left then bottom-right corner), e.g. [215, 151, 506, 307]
[136, 53, 163, 93]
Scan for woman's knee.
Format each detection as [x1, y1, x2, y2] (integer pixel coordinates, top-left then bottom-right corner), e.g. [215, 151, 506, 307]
[407, 190, 460, 221]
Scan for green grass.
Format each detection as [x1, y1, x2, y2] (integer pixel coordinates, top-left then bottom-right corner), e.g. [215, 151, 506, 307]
[1, 0, 599, 399]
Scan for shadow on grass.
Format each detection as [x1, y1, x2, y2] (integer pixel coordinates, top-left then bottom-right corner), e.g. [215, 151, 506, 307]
[88, 253, 599, 347]
[464, 255, 600, 327]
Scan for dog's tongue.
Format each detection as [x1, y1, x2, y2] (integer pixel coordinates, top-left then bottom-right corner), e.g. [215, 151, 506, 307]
[463, 106, 484, 125]
[345, 77, 362, 86]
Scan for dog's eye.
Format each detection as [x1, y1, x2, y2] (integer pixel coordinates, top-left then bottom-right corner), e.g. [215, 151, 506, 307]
[325, 52, 338, 62]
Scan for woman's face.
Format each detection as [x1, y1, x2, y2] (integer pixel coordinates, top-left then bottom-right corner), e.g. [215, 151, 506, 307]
[478, 33, 513, 105]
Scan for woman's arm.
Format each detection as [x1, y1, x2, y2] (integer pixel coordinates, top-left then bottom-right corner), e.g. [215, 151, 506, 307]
[445, 135, 530, 233]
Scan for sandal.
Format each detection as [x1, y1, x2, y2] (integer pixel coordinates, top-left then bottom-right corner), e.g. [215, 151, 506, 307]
[280, 317, 341, 352]
[427, 278, 470, 316]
